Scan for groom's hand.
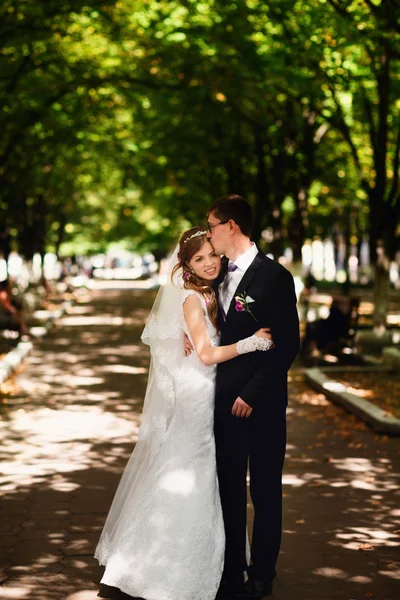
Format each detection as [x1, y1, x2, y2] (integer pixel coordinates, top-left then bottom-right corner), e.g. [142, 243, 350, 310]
[232, 397, 253, 418]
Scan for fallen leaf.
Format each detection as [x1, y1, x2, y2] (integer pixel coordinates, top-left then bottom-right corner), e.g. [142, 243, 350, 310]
[295, 519, 305, 524]
[359, 543, 374, 551]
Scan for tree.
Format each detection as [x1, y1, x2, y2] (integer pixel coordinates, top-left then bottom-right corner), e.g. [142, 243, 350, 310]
[1, 0, 398, 329]
[263, 0, 400, 324]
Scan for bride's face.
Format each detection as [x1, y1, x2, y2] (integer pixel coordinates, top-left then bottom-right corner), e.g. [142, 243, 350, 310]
[188, 240, 221, 281]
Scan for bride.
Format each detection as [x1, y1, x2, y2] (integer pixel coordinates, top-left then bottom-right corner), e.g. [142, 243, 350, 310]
[95, 226, 273, 600]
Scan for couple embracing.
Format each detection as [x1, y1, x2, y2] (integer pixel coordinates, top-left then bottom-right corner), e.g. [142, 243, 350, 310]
[95, 194, 300, 600]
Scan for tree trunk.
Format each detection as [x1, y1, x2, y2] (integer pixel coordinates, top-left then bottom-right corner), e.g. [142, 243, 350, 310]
[0, 225, 11, 279]
[369, 190, 394, 330]
[252, 129, 270, 243]
[373, 243, 391, 330]
[0, 227, 12, 265]
[269, 209, 284, 260]
[55, 214, 67, 257]
[290, 186, 308, 264]
[342, 207, 351, 296]
[369, 53, 391, 328]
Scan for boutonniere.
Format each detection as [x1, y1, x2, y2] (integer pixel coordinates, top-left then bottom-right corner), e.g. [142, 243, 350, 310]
[235, 292, 257, 321]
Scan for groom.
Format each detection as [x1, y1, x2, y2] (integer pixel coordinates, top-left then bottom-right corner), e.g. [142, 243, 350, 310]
[208, 194, 300, 599]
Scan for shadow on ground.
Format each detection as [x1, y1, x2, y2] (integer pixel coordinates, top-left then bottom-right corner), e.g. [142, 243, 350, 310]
[0, 285, 399, 600]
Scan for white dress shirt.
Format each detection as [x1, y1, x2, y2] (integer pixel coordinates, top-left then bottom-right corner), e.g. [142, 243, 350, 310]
[219, 243, 259, 315]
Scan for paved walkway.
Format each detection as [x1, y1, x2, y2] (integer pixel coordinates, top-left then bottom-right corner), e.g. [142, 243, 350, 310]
[0, 284, 399, 600]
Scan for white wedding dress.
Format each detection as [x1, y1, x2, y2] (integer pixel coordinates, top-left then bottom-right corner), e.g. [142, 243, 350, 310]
[95, 289, 225, 600]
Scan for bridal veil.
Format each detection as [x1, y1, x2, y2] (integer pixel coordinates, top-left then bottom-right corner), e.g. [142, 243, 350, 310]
[95, 245, 185, 563]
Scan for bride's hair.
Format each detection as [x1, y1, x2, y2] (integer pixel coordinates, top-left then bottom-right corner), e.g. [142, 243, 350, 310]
[171, 226, 218, 330]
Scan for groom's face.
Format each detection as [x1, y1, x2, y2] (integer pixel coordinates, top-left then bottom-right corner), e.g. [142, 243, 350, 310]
[207, 211, 231, 256]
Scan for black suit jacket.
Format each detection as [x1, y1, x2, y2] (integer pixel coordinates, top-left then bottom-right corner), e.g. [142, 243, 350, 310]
[215, 251, 300, 413]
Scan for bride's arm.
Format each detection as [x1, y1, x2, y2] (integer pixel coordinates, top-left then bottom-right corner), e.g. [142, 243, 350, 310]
[183, 295, 272, 366]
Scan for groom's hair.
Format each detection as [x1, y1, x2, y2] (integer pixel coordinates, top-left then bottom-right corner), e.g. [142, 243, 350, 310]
[208, 194, 253, 237]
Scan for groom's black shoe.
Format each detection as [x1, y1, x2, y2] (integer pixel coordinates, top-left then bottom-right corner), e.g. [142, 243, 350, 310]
[252, 579, 273, 598]
[234, 579, 273, 599]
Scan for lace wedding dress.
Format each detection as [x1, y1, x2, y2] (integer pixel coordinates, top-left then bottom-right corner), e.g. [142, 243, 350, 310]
[95, 288, 225, 600]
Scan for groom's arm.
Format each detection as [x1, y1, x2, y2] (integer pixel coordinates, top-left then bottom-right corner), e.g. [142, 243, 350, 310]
[238, 268, 300, 409]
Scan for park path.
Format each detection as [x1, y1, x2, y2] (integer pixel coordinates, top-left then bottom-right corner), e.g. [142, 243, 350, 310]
[0, 284, 399, 600]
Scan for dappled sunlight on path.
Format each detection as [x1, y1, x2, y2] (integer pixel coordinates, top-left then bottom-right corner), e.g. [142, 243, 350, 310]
[0, 286, 155, 599]
[0, 285, 399, 599]
[272, 375, 400, 599]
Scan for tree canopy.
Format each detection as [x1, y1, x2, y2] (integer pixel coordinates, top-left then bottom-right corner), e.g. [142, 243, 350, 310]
[1, 0, 399, 279]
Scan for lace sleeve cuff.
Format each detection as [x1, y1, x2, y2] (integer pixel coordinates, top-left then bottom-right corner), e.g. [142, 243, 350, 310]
[236, 335, 273, 355]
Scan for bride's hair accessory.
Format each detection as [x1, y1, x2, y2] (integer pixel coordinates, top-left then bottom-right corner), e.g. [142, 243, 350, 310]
[236, 335, 273, 354]
[183, 230, 207, 243]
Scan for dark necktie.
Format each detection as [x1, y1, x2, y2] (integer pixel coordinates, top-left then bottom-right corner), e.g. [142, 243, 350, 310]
[220, 263, 238, 317]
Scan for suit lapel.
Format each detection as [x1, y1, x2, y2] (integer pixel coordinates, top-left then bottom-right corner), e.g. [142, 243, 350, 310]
[215, 256, 228, 292]
[215, 256, 229, 325]
[225, 251, 264, 321]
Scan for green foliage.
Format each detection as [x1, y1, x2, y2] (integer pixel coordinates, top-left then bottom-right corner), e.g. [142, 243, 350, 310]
[1, 0, 399, 260]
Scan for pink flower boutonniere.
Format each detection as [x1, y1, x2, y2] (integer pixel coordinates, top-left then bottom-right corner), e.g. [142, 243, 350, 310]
[235, 292, 257, 321]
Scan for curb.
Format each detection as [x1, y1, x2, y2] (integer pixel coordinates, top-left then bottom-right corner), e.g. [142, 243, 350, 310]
[382, 347, 400, 370]
[0, 341, 33, 386]
[0, 300, 71, 387]
[304, 367, 400, 435]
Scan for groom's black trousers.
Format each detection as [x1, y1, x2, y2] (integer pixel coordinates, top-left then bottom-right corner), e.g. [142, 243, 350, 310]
[214, 401, 286, 586]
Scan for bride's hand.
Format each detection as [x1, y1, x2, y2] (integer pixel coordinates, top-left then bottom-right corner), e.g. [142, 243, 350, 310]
[255, 327, 274, 346]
